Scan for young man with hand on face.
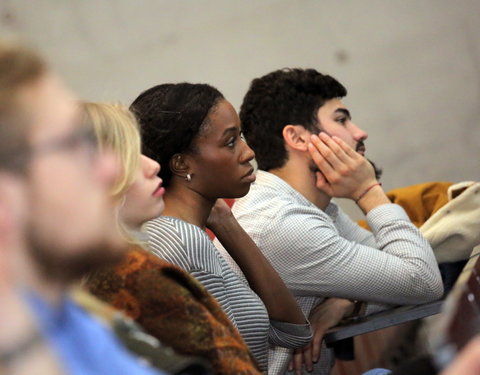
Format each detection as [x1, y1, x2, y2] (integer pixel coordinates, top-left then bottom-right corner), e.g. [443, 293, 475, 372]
[214, 68, 443, 375]
[0, 40, 166, 375]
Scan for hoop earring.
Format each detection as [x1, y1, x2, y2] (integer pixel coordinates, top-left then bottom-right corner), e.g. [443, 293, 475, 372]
[185, 174, 191, 182]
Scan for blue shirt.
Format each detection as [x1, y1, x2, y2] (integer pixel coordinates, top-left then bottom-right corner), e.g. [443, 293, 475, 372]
[25, 291, 166, 375]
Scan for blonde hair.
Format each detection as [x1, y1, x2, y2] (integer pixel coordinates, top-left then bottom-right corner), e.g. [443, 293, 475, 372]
[82, 102, 141, 200]
[81, 102, 144, 245]
[0, 40, 46, 171]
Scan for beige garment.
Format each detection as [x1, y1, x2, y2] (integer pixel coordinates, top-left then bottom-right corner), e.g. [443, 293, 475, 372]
[420, 181, 480, 263]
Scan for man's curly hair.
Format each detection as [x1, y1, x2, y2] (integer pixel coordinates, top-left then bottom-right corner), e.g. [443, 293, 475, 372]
[240, 68, 347, 171]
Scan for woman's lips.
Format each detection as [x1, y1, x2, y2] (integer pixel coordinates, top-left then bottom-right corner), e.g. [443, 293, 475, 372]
[242, 168, 256, 183]
[153, 182, 165, 197]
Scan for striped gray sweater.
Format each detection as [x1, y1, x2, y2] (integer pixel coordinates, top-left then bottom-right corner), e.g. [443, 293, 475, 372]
[144, 216, 310, 372]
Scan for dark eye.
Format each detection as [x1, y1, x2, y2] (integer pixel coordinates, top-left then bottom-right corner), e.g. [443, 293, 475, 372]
[226, 136, 237, 148]
[337, 117, 348, 126]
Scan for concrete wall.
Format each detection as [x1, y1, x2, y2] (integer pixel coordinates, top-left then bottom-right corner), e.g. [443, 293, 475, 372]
[2, 0, 479, 216]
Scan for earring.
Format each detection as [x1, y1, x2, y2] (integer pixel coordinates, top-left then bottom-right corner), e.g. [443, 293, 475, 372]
[185, 174, 191, 182]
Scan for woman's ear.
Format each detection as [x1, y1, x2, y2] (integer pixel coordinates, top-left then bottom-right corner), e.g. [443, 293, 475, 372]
[169, 153, 190, 178]
[282, 125, 310, 152]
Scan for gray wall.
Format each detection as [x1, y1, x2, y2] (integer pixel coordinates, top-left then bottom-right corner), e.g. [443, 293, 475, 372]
[2, 0, 479, 216]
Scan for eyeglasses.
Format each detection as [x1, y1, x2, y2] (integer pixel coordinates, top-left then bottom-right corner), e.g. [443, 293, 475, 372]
[2, 126, 98, 173]
[27, 126, 98, 161]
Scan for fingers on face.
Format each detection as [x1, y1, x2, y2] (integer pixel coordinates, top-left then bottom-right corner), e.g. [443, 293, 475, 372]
[310, 133, 353, 173]
[331, 135, 359, 159]
[317, 133, 350, 165]
[308, 142, 334, 176]
[312, 133, 360, 160]
[311, 134, 339, 166]
[314, 170, 327, 186]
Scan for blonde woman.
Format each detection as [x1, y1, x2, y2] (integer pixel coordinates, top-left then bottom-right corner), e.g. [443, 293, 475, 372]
[83, 102, 261, 375]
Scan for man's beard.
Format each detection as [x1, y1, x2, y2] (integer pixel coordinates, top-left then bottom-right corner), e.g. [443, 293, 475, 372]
[366, 157, 383, 180]
[356, 140, 383, 181]
[25, 222, 127, 284]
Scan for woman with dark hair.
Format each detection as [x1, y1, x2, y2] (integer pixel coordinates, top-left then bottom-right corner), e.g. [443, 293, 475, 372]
[83, 102, 262, 375]
[131, 83, 311, 373]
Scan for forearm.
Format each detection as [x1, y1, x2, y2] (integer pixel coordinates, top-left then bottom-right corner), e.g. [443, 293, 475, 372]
[319, 298, 356, 318]
[274, 208, 443, 304]
[355, 184, 391, 215]
[362, 204, 443, 302]
[346, 202, 443, 302]
[212, 217, 306, 324]
[330, 203, 377, 246]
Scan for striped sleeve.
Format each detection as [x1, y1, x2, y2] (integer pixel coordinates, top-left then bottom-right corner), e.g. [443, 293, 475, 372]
[269, 320, 312, 348]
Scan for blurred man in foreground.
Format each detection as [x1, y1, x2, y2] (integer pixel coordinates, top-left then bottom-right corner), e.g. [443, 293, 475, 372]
[0, 39, 165, 375]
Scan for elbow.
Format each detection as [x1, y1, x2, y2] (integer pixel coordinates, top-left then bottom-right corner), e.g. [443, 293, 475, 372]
[269, 321, 313, 349]
[416, 285, 444, 304]
[406, 274, 444, 304]
[428, 280, 445, 301]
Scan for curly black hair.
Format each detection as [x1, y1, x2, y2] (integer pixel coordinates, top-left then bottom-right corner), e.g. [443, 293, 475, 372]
[240, 68, 347, 171]
[130, 83, 224, 187]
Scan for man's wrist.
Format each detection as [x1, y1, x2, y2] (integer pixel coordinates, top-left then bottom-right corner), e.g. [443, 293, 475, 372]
[327, 298, 358, 318]
[354, 182, 382, 203]
[355, 184, 391, 214]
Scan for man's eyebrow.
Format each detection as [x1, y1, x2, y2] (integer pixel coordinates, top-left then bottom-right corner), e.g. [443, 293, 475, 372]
[335, 108, 351, 118]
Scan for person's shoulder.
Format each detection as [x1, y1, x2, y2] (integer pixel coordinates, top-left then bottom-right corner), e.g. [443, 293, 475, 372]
[148, 216, 209, 243]
[130, 246, 198, 283]
[145, 216, 181, 236]
[237, 188, 325, 223]
[239, 171, 325, 216]
[145, 217, 218, 273]
[144, 217, 190, 253]
[235, 184, 294, 220]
